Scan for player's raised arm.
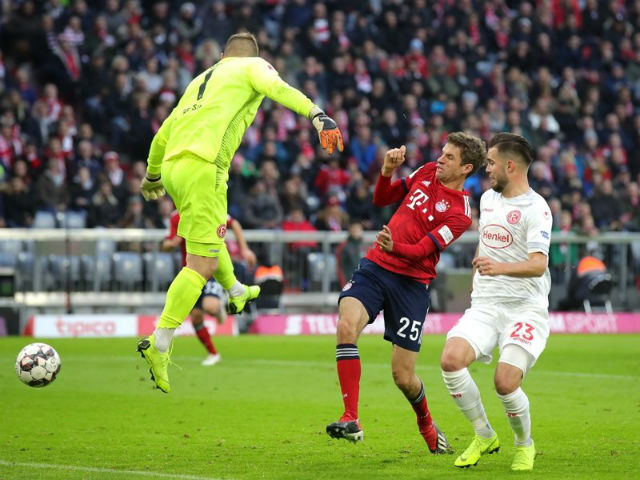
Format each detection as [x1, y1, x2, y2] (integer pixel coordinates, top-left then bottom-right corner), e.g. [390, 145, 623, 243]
[373, 146, 409, 206]
[248, 58, 343, 155]
[229, 218, 257, 267]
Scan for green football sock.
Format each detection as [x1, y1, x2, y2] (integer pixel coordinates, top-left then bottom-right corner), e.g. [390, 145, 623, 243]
[213, 245, 237, 290]
[158, 267, 206, 329]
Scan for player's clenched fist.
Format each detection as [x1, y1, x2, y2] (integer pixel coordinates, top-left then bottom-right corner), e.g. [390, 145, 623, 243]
[381, 145, 406, 176]
[376, 225, 394, 252]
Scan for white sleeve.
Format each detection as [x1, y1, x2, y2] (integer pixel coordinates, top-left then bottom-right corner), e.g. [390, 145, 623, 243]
[526, 201, 553, 255]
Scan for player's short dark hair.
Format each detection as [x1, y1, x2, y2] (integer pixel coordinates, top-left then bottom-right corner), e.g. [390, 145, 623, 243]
[447, 131, 487, 177]
[488, 132, 534, 166]
[225, 32, 259, 56]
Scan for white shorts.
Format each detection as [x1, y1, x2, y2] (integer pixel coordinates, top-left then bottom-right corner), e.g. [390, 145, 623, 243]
[447, 299, 549, 372]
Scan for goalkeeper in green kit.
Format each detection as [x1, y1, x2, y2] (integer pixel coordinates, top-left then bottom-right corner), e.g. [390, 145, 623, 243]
[137, 32, 343, 393]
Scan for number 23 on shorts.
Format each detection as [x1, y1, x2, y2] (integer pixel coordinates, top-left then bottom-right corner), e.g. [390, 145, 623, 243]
[510, 322, 535, 341]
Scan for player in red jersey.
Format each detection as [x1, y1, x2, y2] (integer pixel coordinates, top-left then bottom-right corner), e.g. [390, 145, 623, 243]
[326, 132, 487, 455]
[162, 210, 256, 365]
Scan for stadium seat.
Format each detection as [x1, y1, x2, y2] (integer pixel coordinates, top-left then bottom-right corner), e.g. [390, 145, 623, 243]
[33, 210, 57, 229]
[172, 251, 183, 275]
[96, 237, 117, 256]
[307, 252, 337, 289]
[112, 252, 144, 290]
[81, 254, 113, 291]
[62, 210, 88, 229]
[143, 252, 175, 291]
[46, 254, 82, 291]
[0, 239, 24, 256]
[16, 252, 34, 290]
[0, 252, 17, 268]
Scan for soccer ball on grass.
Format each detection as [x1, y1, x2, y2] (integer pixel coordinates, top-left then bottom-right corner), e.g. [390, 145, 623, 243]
[15, 343, 61, 387]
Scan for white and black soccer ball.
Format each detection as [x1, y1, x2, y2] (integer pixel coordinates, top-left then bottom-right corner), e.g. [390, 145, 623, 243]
[15, 343, 61, 387]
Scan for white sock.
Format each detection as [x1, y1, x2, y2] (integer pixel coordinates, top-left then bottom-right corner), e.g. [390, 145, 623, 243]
[442, 369, 495, 438]
[154, 327, 175, 353]
[228, 281, 245, 297]
[498, 387, 532, 446]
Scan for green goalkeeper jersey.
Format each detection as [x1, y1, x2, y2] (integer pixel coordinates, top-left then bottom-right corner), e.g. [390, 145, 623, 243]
[146, 56, 316, 176]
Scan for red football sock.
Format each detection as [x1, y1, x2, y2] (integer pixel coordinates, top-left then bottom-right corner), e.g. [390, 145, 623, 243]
[411, 382, 432, 426]
[336, 343, 361, 421]
[194, 323, 217, 355]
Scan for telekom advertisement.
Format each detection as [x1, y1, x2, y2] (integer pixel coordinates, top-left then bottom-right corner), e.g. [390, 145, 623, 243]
[23, 314, 238, 338]
[249, 312, 640, 335]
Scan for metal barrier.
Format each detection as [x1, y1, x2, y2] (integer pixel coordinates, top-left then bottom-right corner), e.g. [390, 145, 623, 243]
[1, 228, 639, 326]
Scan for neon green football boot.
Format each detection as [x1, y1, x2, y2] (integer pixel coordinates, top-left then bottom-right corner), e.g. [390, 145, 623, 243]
[137, 334, 171, 393]
[454, 433, 500, 468]
[227, 284, 261, 314]
[511, 441, 536, 471]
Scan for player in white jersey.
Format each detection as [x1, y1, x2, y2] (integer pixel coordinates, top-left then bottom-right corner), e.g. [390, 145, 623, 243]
[440, 133, 552, 472]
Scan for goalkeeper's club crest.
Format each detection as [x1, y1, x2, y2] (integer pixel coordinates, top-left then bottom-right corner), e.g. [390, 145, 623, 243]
[507, 210, 522, 224]
[217, 224, 227, 238]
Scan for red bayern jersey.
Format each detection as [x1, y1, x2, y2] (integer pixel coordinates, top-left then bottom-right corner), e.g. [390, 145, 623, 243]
[366, 162, 472, 284]
[167, 211, 233, 267]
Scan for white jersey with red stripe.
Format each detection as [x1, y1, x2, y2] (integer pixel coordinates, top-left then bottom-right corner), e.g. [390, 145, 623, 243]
[471, 188, 552, 306]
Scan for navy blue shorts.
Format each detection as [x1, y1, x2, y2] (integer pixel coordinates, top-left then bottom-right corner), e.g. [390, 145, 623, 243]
[338, 258, 431, 352]
[194, 278, 224, 309]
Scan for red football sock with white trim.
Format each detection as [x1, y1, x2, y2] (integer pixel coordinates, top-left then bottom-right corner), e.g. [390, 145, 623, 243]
[336, 343, 360, 421]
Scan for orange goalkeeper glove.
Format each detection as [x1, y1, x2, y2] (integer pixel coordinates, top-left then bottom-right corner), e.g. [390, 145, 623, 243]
[310, 107, 344, 155]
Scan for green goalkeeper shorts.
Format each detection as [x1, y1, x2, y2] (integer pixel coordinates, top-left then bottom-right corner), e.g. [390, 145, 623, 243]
[161, 153, 229, 257]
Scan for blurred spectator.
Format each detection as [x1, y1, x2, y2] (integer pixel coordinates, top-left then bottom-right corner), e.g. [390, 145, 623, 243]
[589, 179, 623, 230]
[3, 176, 35, 227]
[345, 181, 377, 230]
[69, 165, 95, 213]
[314, 157, 350, 199]
[35, 158, 68, 212]
[119, 195, 156, 229]
[71, 139, 101, 180]
[89, 177, 120, 228]
[242, 178, 283, 230]
[337, 220, 363, 286]
[281, 206, 318, 291]
[314, 194, 349, 231]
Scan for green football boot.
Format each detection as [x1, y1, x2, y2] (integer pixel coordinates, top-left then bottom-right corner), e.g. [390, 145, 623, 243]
[511, 441, 536, 471]
[137, 334, 171, 393]
[227, 284, 261, 314]
[454, 433, 500, 468]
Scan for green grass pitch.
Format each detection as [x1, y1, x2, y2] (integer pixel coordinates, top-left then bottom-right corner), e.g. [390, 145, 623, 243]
[1, 334, 638, 480]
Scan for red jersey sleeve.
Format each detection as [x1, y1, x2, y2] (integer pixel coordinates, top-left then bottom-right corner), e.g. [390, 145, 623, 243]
[373, 163, 434, 206]
[426, 211, 472, 251]
[373, 174, 405, 206]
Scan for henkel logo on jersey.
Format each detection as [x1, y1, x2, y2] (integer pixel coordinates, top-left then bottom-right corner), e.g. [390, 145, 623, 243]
[481, 224, 513, 249]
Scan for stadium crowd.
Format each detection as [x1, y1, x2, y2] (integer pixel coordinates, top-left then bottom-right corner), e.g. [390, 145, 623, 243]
[1, 0, 639, 252]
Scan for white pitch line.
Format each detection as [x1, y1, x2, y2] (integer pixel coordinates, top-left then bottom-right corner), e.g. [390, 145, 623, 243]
[0, 460, 225, 480]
